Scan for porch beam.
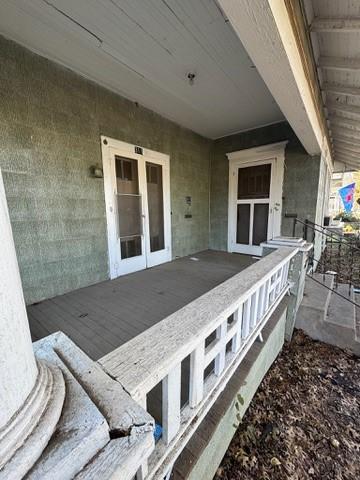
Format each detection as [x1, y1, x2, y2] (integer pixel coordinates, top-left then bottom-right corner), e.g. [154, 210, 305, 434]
[327, 101, 360, 117]
[319, 56, 360, 71]
[323, 83, 360, 98]
[311, 18, 360, 33]
[217, 0, 324, 157]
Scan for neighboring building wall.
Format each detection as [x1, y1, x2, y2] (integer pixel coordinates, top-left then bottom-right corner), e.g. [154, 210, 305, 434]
[0, 36, 211, 304]
[210, 122, 323, 250]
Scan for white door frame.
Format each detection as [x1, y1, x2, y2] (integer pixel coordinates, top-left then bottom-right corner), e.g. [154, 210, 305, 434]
[101, 136, 172, 278]
[227, 141, 287, 255]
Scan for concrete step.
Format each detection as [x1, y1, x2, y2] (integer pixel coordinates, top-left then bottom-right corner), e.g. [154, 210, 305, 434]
[326, 283, 355, 329]
[295, 273, 334, 332]
[296, 275, 360, 356]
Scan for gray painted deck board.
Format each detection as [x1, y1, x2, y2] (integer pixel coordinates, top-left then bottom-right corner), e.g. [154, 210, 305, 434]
[28, 250, 255, 360]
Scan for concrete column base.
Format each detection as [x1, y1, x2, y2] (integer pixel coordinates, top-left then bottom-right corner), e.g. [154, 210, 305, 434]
[0, 361, 65, 480]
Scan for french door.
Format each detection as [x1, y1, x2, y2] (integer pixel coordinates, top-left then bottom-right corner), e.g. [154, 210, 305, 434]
[102, 137, 171, 278]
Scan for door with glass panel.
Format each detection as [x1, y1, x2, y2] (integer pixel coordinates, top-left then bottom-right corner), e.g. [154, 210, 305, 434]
[232, 162, 274, 256]
[102, 138, 171, 278]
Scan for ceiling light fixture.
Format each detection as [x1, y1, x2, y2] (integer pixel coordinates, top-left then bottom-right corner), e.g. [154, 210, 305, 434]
[187, 72, 196, 85]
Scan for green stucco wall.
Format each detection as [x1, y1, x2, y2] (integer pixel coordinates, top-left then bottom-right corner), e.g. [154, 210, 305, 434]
[210, 122, 322, 250]
[0, 35, 326, 306]
[0, 35, 211, 304]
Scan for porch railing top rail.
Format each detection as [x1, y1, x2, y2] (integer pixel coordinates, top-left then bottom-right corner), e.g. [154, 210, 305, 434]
[99, 246, 297, 399]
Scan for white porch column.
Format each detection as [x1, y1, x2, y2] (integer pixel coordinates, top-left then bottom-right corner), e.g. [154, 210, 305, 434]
[0, 171, 38, 430]
[0, 170, 65, 478]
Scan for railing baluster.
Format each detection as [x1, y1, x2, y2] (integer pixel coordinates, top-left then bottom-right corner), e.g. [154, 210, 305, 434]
[231, 305, 243, 353]
[269, 274, 276, 303]
[189, 343, 205, 408]
[264, 279, 270, 312]
[275, 266, 283, 294]
[257, 284, 266, 320]
[242, 298, 251, 339]
[214, 319, 227, 375]
[250, 289, 259, 330]
[162, 364, 181, 445]
[136, 394, 148, 480]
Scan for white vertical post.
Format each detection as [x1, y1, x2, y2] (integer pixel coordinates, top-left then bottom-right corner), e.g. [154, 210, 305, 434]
[162, 364, 181, 445]
[249, 289, 259, 330]
[214, 319, 227, 376]
[0, 172, 38, 431]
[136, 394, 149, 480]
[264, 279, 270, 312]
[269, 274, 276, 303]
[189, 343, 205, 408]
[276, 266, 283, 294]
[282, 261, 290, 287]
[242, 298, 251, 339]
[231, 304, 243, 353]
[257, 284, 265, 322]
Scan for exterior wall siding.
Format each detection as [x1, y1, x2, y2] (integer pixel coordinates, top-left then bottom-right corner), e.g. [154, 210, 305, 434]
[0, 35, 211, 304]
[0, 35, 327, 305]
[210, 122, 322, 250]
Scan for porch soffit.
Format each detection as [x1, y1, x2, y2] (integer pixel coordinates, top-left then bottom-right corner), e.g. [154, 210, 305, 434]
[218, 0, 331, 168]
[306, 0, 360, 171]
[0, 0, 283, 140]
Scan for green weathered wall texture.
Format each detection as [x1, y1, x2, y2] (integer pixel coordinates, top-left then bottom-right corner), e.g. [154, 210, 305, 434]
[0, 35, 325, 306]
[210, 122, 322, 250]
[0, 35, 211, 304]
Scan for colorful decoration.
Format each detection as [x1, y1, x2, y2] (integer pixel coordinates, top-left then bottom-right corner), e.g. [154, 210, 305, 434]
[339, 183, 355, 213]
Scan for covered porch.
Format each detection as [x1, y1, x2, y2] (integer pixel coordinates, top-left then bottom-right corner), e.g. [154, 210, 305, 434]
[0, 0, 339, 479]
[28, 250, 256, 359]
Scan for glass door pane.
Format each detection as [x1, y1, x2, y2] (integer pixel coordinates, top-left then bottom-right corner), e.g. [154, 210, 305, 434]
[237, 164, 271, 199]
[115, 156, 142, 259]
[253, 203, 269, 245]
[146, 162, 165, 252]
[236, 203, 250, 245]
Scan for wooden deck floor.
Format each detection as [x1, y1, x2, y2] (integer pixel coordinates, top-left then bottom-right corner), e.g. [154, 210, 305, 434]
[28, 250, 256, 360]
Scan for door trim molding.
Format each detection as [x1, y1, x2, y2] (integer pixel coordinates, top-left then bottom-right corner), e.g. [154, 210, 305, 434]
[101, 136, 172, 278]
[227, 141, 287, 254]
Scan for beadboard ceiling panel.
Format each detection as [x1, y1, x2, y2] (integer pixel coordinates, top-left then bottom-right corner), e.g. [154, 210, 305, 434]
[0, 0, 283, 139]
[307, 0, 360, 169]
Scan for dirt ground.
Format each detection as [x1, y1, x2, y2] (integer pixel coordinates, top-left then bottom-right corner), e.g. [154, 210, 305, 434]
[214, 330, 360, 480]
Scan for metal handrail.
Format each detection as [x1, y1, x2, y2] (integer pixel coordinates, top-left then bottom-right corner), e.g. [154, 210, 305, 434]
[293, 218, 360, 252]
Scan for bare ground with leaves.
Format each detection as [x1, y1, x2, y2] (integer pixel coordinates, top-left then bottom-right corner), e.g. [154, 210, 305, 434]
[214, 330, 360, 480]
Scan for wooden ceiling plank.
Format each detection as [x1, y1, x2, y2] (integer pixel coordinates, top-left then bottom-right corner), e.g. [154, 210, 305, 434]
[329, 115, 360, 130]
[331, 129, 360, 142]
[334, 148, 360, 161]
[333, 135, 360, 147]
[319, 56, 360, 71]
[334, 142, 360, 155]
[311, 18, 360, 33]
[335, 158, 360, 170]
[323, 83, 360, 98]
[328, 102, 360, 116]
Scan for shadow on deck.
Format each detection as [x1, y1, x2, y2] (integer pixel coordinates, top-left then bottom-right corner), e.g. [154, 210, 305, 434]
[28, 250, 256, 360]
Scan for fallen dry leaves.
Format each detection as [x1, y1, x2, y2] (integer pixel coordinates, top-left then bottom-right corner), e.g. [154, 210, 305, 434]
[214, 330, 360, 480]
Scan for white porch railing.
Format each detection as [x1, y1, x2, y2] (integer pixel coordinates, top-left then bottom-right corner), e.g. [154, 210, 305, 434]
[99, 246, 297, 480]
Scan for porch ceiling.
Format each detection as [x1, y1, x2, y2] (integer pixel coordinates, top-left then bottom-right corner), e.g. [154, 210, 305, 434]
[306, 0, 360, 170]
[0, 0, 283, 139]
